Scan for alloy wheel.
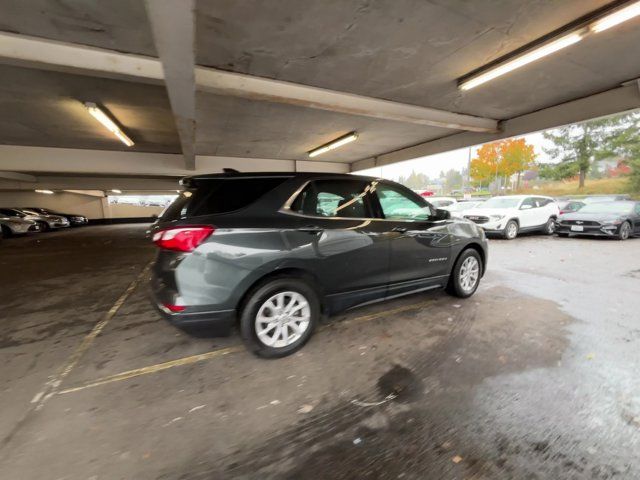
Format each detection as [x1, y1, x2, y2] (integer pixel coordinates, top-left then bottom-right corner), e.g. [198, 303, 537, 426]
[620, 223, 630, 240]
[255, 291, 311, 348]
[506, 222, 518, 239]
[459, 256, 480, 293]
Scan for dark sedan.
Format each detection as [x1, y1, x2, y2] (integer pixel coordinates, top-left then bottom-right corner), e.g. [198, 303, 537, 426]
[25, 208, 88, 226]
[150, 172, 488, 358]
[555, 201, 640, 240]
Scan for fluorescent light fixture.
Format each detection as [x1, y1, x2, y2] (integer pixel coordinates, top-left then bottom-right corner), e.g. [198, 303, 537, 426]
[110, 189, 122, 194]
[591, 1, 640, 32]
[83, 102, 134, 147]
[460, 32, 583, 90]
[35, 189, 54, 194]
[308, 132, 358, 158]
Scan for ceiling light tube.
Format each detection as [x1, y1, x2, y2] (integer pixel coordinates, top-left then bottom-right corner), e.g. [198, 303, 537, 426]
[35, 189, 54, 194]
[591, 1, 640, 32]
[110, 189, 122, 194]
[83, 102, 134, 147]
[308, 132, 358, 158]
[459, 32, 583, 90]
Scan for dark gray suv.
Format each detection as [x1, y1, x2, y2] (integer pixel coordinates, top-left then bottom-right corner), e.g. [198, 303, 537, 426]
[150, 172, 488, 357]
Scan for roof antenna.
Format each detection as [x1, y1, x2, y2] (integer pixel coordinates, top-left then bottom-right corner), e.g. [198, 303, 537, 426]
[223, 168, 239, 174]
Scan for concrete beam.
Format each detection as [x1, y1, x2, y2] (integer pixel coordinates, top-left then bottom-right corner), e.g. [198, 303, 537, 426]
[352, 83, 640, 171]
[0, 32, 497, 133]
[145, 0, 197, 170]
[0, 146, 350, 177]
[0, 171, 37, 182]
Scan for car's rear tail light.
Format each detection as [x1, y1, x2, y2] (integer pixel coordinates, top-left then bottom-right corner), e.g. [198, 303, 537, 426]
[161, 303, 186, 313]
[153, 226, 215, 252]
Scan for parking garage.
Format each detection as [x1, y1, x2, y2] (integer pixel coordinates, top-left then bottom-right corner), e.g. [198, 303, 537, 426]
[1, 1, 640, 479]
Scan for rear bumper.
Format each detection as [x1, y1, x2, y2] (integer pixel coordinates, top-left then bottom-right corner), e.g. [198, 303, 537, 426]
[152, 300, 236, 335]
[150, 277, 236, 336]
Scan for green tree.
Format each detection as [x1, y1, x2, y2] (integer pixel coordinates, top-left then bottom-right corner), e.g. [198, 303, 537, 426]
[542, 116, 629, 188]
[606, 112, 640, 193]
[444, 169, 463, 192]
[396, 169, 430, 190]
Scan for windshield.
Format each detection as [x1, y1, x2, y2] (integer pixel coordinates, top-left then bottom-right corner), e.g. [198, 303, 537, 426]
[579, 202, 633, 214]
[481, 197, 521, 208]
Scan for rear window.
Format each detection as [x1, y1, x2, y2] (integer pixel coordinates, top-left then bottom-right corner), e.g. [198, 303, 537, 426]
[161, 177, 288, 220]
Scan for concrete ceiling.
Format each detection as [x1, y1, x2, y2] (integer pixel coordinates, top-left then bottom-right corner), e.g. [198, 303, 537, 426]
[0, 0, 639, 178]
[0, 64, 180, 153]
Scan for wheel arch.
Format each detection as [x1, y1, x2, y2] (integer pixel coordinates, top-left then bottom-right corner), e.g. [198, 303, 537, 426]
[452, 242, 486, 277]
[235, 267, 327, 322]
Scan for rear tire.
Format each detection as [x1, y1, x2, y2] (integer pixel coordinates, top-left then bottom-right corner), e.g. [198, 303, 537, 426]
[0, 225, 10, 239]
[240, 277, 320, 358]
[617, 222, 631, 241]
[543, 217, 556, 235]
[503, 220, 518, 240]
[446, 248, 482, 298]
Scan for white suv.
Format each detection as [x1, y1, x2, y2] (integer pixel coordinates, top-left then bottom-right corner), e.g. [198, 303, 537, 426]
[463, 195, 559, 240]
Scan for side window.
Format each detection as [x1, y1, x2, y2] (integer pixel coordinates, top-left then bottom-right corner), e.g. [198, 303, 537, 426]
[635, 203, 640, 215]
[521, 197, 536, 209]
[375, 184, 431, 221]
[290, 180, 372, 219]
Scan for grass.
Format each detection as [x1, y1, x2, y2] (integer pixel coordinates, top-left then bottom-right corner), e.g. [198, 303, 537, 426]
[515, 177, 638, 198]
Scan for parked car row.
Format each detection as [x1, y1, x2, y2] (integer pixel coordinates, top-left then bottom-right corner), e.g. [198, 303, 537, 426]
[0, 207, 88, 239]
[459, 194, 638, 241]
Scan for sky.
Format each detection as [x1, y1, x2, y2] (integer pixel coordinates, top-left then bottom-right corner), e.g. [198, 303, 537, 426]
[354, 131, 555, 181]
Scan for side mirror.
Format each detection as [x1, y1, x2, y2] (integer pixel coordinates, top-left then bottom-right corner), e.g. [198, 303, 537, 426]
[151, 214, 159, 220]
[520, 204, 533, 210]
[435, 208, 451, 220]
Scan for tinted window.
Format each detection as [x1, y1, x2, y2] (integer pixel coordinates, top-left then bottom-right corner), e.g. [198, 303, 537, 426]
[290, 180, 371, 218]
[161, 177, 288, 220]
[376, 184, 431, 221]
[0, 209, 21, 217]
[521, 197, 536, 209]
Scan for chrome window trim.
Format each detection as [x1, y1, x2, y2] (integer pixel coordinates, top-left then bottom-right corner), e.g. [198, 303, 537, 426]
[279, 178, 440, 223]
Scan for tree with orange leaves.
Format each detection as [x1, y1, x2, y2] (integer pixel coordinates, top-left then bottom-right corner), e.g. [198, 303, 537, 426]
[470, 138, 536, 190]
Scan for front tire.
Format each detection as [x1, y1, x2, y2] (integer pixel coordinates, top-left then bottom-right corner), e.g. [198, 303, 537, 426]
[240, 277, 319, 358]
[446, 249, 482, 298]
[617, 222, 631, 241]
[37, 221, 49, 232]
[503, 220, 518, 240]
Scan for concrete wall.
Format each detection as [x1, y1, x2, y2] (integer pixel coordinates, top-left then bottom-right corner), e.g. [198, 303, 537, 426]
[108, 203, 165, 219]
[0, 191, 164, 220]
[0, 191, 105, 219]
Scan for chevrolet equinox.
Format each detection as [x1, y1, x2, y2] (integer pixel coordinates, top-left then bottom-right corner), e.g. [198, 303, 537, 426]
[150, 172, 488, 358]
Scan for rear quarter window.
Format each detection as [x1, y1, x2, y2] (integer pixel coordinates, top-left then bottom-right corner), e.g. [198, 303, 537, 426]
[161, 177, 289, 220]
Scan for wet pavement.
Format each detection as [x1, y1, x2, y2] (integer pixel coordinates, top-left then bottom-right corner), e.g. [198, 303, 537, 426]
[0, 226, 638, 479]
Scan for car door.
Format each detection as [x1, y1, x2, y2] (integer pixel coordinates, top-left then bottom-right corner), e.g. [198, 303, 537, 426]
[285, 178, 392, 311]
[536, 197, 556, 225]
[372, 182, 452, 297]
[518, 197, 540, 229]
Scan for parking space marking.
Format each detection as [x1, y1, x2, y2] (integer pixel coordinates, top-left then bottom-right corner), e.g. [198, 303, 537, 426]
[57, 298, 436, 395]
[59, 346, 242, 394]
[31, 262, 153, 409]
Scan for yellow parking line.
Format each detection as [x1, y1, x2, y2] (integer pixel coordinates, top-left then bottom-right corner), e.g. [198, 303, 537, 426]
[59, 346, 243, 394]
[58, 298, 435, 395]
[31, 262, 152, 408]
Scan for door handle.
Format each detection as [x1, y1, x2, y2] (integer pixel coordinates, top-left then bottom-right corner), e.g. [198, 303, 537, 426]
[297, 225, 324, 234]
[392, 226, 408, 233]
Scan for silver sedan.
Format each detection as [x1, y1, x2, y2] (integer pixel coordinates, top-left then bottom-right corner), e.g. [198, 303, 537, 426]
[0, 211, 40, 237]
